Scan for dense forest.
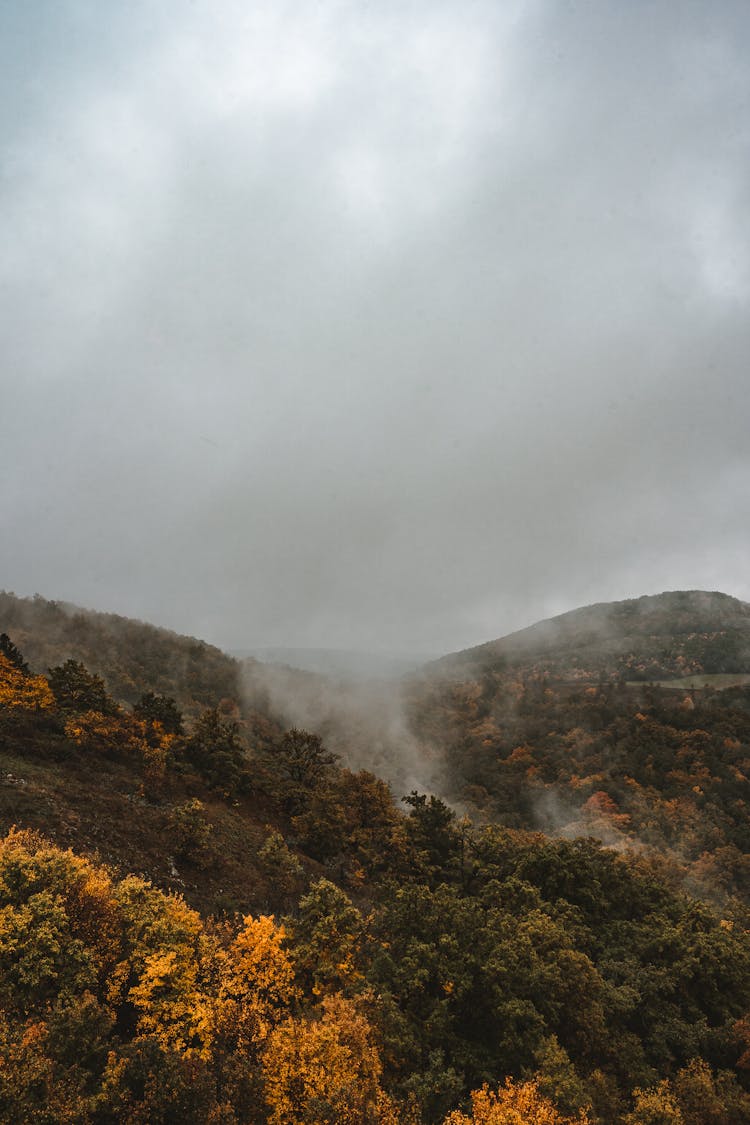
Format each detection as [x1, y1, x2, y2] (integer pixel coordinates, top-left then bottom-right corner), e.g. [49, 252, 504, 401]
[409, 677, 750, 908]
[429, 592, 750, 684]
[408, 591, 750, 911]
[1, 591, 750, 1122]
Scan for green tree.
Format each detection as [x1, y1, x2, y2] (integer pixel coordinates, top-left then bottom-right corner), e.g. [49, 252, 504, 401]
[402, 791, 458, 879]
[0, 633, 28, 674]
[265, 729, 337, 813]
[184, 708, 248, 792]
[134, 691, 184, 735]
[48, 659, 114, 715]
[257, 831, 305, 915]
[289, 879, 364, 997]
[168, 799, 214, 863]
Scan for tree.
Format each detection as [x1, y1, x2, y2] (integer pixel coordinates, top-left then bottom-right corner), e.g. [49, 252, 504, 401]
[257, 831, 305, 915]
[529, 1035, 591, 1117]
[168, 799, 214, 862]
[0, 633, 28, 674]
[289, 879, 364, 997]
[134, 691, 184, 735]
[626, 1059, 750, 1125]
[127, 945, 213, 1057]
[184, 707, 248, 792]
[261, 994, 397, 1125]
[624, 1080, 684, 1125]
[442, 1079, 591, 1125]
[291, 769, 406, 878]
[0, 653, 54, 712]
[215, 914, 298, 1054]
[402, 791, 458, 877]
[63, 708, 148, 759]
[265, 729, 337, 813]
[48, 659, 114, 714]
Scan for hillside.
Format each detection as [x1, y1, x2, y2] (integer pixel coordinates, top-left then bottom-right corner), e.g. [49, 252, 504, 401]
[0, 590, 246, 717]
[430, 590, 750, 683]
[3, 615, 750, 1122]
[407, 592, 750, 904]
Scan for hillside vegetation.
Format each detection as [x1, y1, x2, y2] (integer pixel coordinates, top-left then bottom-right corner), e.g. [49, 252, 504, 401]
[1, 593, 750, 1121]
[431, 591, 750, 683]
[408, 591, 750, 906]
[0, 591, 243, 717]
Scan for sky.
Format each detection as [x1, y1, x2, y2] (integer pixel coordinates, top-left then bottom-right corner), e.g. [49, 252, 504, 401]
[1, 0, 749, 657]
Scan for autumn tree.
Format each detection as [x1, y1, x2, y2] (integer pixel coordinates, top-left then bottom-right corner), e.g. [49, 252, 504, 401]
[625, 1059, 750, 1125]
[624, 1080, 684, 1125]
[443, 1078, 591, 1125]
[0, 652, 54, 712]
[260, 994, 397, 1125]
[215, 914, 299, 1054]
[64, 707, 148, 759]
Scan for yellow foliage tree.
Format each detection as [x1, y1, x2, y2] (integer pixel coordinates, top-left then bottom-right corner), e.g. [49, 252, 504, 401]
[443, 1079, 591, 1125]
[64, 709, 148, 757]
[214, 914, 299, 1053]
[261, 993, 398, 1125]
[624, 1079, 684, 1124]
[116, 874, 216, 1057]
[128, 946, 213, 1057]
[0, 828, 123, 1007]
[0, 653, 54, 711]
[63, 707, 175, 790]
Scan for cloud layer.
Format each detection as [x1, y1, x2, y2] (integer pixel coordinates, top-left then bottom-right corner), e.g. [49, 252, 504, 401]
[2, 0, 749, 654]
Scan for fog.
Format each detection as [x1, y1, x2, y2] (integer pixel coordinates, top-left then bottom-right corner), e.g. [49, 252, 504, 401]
[241, 658, 445, 797]
[2, 1, 749, 657]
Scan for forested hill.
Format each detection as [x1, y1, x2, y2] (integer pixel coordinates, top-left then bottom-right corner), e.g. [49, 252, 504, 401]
[3, 612, 750, 1122]
[429, 590, 750, 683]
[407, 590, 750, 908]
[0, 590, 244, 717]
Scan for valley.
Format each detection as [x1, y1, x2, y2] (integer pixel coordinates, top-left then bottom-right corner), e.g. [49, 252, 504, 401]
[1, 589, 750, 1122]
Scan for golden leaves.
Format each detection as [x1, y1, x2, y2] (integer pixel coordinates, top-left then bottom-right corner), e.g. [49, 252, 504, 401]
[0, 654, 54, 712]
[443, 1079, 591, 1125]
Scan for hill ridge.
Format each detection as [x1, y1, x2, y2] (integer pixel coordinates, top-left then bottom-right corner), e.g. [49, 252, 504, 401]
[0, 590, 241, 715]
[430, 589, 750, 681]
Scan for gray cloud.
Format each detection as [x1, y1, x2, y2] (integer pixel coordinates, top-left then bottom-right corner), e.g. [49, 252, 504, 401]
[2, 0, 749, 655]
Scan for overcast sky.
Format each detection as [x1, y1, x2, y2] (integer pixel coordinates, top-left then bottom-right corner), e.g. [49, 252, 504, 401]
[2, 0, 749, 656]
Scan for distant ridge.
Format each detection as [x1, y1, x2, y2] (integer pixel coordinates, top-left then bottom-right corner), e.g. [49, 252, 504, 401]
[234, 646, 433, 680]
[430, 590, 750, 683]
[0, 590, 241, 714]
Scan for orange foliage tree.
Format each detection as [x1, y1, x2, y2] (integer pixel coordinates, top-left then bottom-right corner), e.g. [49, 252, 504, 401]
[0, 652, 54, 712]
[442, 1079, 591, 1125]
[261, 994, 399, 1125]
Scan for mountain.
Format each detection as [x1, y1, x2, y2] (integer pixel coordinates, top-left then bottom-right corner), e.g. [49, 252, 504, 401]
[0, 590, 245, 717]
[429, 590, 750, 684]
[407, 591, 750, 900]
